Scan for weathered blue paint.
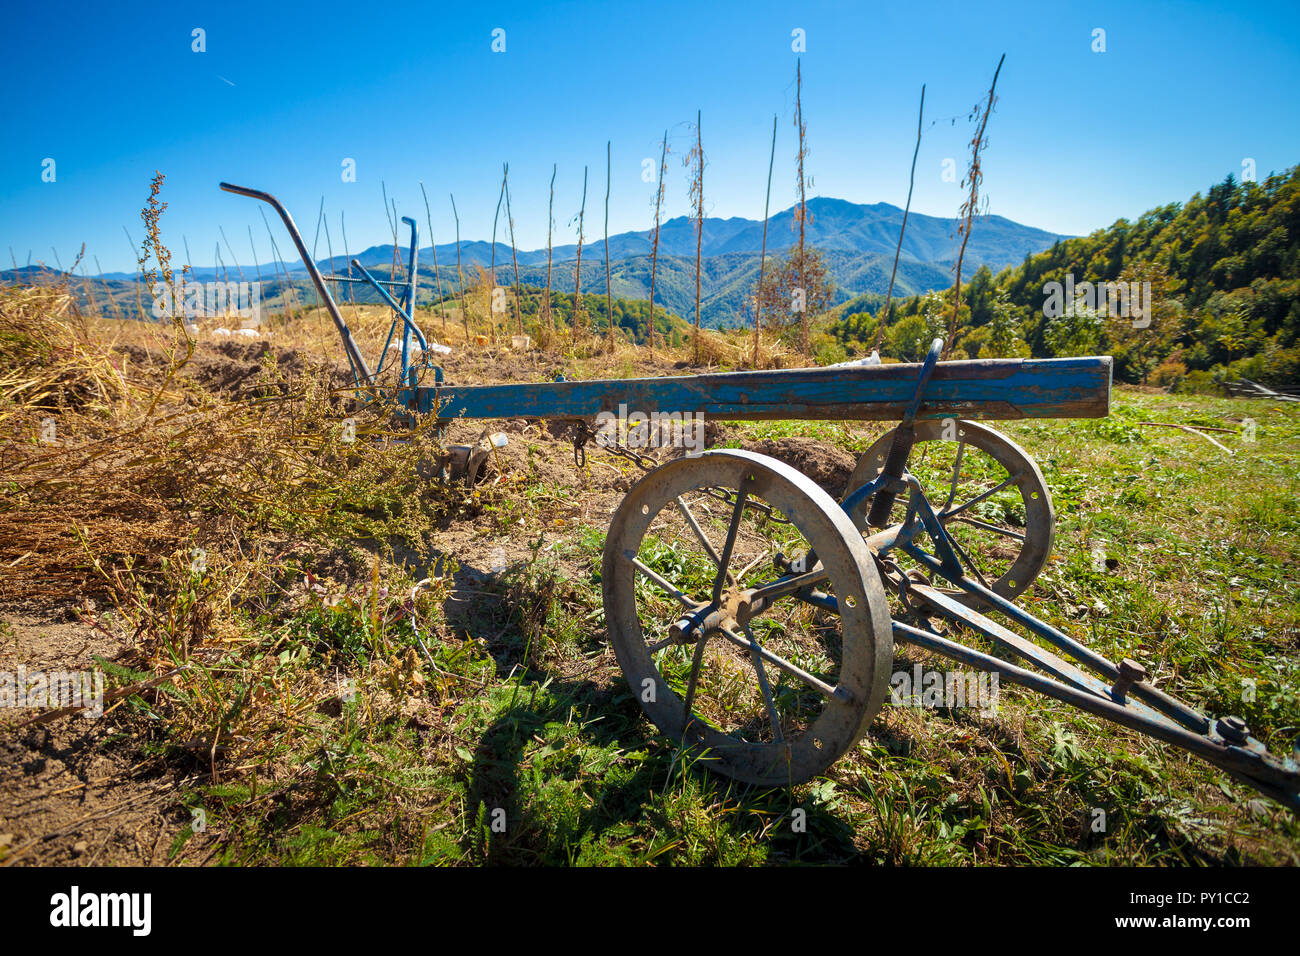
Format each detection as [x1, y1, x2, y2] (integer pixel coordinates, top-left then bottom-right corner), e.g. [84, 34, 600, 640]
[410, 355, 1112, 423]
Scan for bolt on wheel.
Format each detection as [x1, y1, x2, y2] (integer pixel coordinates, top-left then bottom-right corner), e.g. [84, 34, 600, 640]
[843, 419, 1054, 604]
[603, 449, 893, 786]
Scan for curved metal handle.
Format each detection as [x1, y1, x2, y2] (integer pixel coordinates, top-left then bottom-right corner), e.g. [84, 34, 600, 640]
[219, 183, 375, 386]
[901, 337, 944, 428]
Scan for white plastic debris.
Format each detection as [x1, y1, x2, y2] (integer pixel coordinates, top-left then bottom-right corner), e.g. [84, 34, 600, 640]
[212, 327, 233, 337]
[234, 328, 260, 339]
[830, 350, 881, 368]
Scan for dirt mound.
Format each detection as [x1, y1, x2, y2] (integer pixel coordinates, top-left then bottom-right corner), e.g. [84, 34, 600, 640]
[745, 437, 857, 498]
[109, 339, 347, 400]
[183, 341, 349, 398]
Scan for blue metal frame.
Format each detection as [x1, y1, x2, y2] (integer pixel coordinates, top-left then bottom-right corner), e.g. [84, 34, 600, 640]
[346, 217, 430, 393]
[828, 480, 1300, 808]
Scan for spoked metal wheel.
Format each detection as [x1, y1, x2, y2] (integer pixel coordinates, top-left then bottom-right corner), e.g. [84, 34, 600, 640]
[603, 449, 893, 786]
[843, 420, 1054, 604]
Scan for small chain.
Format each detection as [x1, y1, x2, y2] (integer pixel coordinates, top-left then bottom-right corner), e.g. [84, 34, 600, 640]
[601, 435, 660, 473]
[571, 421, 588, 467]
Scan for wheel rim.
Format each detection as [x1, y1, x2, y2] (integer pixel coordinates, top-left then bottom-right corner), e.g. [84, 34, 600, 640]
[843, 420, 1054, 604]
[603, 449, 893, 786]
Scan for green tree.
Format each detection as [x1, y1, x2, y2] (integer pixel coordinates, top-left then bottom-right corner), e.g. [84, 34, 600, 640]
[985, 288, 1029, 358]
[1045, 304, 1102, 357]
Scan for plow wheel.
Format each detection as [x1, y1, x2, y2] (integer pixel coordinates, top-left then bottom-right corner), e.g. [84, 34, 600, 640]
[603, 449, 893, 786]
[843, 419, 1054, 604]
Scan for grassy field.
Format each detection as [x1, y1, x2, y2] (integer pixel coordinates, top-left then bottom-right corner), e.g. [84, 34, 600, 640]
[3, 293, 1298, 866]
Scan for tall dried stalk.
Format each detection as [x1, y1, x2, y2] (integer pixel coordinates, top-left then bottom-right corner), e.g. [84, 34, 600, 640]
[946, 54, 1005, 359]
[755, 114, 777, 367]
[420, 182, 448, 335]
[573, 166, 589, 340]
[312, 197, 325, 262]
[382, 181, 401, 283]
[544, 164, 556, 334]
[247, 226, 265, 304]
[687, 111, 704, 364]
[219, 226, 246, 285]
[137, 173, 176, 310]
[319, 211, 347, 349]
[504, 169, 523, 337]
[491, 165, 506, 334]
[603, 140, 615, 353]
[73, 244, 100, 318]
[647, 131, 667, 356]
[337, 211, 362, 353]
[307, 200, 326, 315]
[450, 194, 468, 341]
[136, 172, 192, 418]
[875, 84, 926, 353]
[338, 211, 358, 311]
[793, 59, 810, 355]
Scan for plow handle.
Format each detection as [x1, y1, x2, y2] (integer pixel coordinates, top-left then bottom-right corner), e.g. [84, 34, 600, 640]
[219, 183, 375, 387]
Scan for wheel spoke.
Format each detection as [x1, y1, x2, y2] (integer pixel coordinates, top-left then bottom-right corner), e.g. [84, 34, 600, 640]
[646, 630, 687, 653]
[940, 472, 1021, 521]
[719, 627, 850, 704]
[630, 557, 696, 609]
[946, 531, 992, 590]
[711, 480, 750, 602]
[746, 566, 831, 607]
[942, 440, 967, 510]
[675, 495, 735, 587]
[680, 632, 711, 733]
[950, 515, 1025, 542]
[744, 625, 784, 742]
[734, 550, 770, 584]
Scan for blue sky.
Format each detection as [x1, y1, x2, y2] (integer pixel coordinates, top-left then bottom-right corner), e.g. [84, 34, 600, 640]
[2, 0, 1299, 274]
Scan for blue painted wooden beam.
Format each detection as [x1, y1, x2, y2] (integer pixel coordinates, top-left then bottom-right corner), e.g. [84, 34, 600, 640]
[410, 355, 1111, 423]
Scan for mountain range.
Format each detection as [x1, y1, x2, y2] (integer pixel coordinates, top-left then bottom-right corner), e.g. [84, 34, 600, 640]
[14, 197, 1069, 328]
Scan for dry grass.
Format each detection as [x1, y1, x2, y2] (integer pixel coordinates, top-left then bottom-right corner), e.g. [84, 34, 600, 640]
[0, 284, 451, 607]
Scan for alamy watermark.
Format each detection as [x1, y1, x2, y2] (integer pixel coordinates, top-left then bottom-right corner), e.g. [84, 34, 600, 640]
[890, 664, 999, 717]
[50, 886, 150, 936]
[151, 279, 262, 325]
[1042, 274, 1151, 329]
[594, 404, 705, 455]
[1, 667, 105, 717]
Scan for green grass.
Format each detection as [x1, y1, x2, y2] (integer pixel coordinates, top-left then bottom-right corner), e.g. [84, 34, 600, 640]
[122, 386, 1300, 866]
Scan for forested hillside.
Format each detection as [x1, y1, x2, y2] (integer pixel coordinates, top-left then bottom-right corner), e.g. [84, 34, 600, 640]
[833, 166, 1300, 389]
